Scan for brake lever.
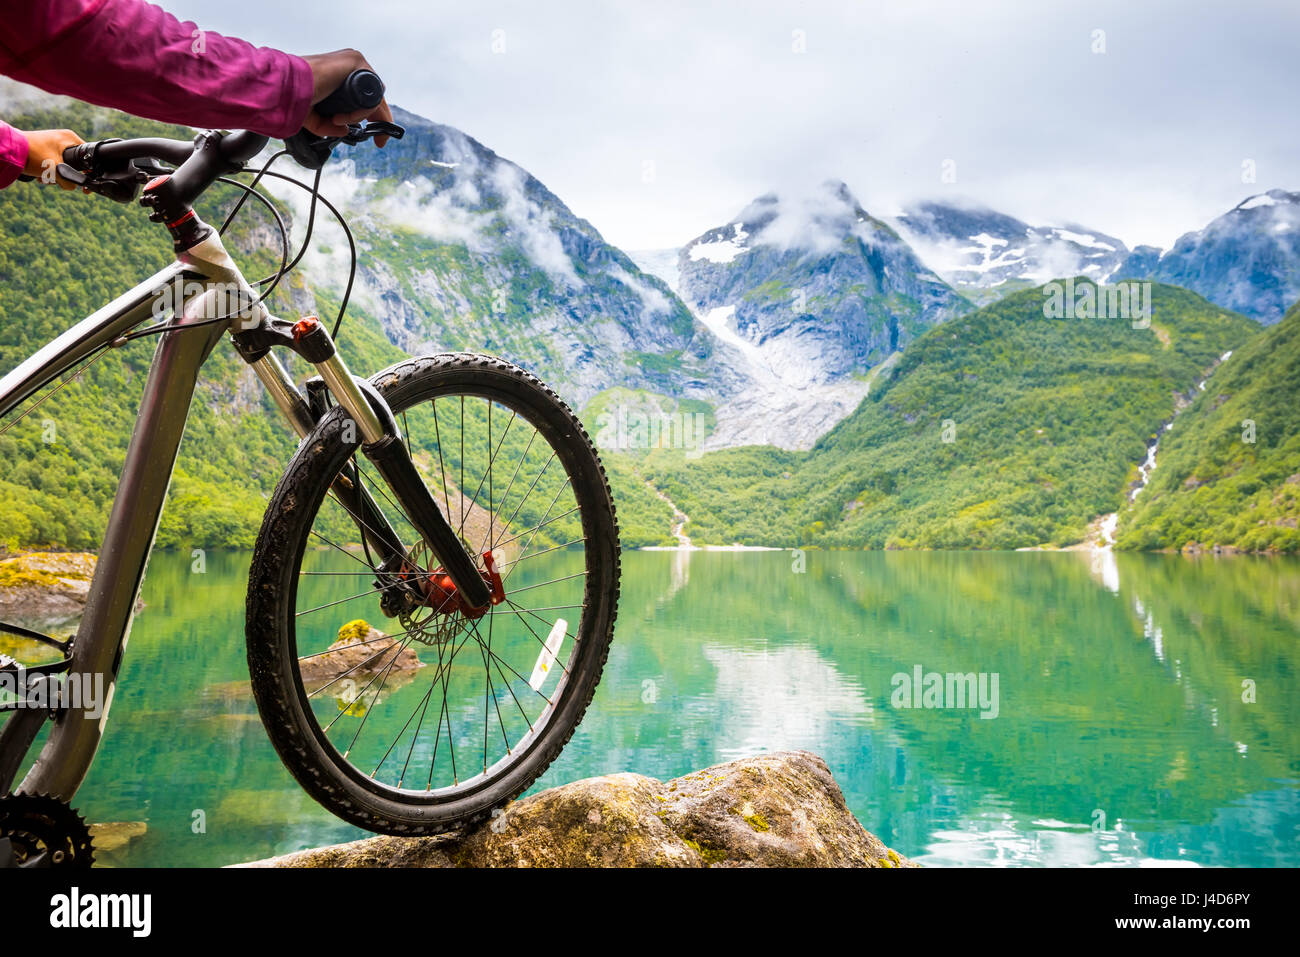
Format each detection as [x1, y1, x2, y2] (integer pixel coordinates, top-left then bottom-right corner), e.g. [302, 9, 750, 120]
[54, 161, 150, 204]
[286, 120, 406, 170]
[340, 121, 405, 145]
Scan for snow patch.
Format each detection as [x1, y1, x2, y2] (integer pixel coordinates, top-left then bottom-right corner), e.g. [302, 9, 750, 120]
[689, 223, 751, 264]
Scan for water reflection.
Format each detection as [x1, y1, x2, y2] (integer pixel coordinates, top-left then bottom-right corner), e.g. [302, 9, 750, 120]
[3, 547, 1295, 867]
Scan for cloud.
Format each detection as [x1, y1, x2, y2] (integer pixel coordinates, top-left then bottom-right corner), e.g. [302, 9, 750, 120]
[737, 181, 883, 256]
[608, 264, 671, 318]
[489, 162, 580, 287]
[260, 141, 581, 293]
[57, 0, 1300, 251]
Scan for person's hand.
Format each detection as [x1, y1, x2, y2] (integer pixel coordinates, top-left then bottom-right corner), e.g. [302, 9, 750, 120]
[21, 129, 85, 189]
[301, 49, 394, 147]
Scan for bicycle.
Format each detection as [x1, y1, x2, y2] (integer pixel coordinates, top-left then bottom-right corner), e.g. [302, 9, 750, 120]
[0, 71, 620, 866]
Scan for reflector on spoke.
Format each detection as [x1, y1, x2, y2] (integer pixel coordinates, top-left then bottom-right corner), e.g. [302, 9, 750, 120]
[529, 618, 566, 691]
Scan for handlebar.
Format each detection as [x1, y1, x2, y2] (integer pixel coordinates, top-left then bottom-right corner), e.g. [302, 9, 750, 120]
[63, 136, 193, 169]
[49, 70, 403, 249]
[61, 70, 401, 191]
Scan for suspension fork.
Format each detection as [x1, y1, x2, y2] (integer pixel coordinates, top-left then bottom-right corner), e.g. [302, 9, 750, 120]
[238, 317, 492, 611]
[246, 347, 405, 562]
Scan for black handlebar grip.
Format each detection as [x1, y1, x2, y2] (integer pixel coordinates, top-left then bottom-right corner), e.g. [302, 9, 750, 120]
[62, 142, 96, 169]
[313, 69, 385, 120]
[285, 69, 386, 170]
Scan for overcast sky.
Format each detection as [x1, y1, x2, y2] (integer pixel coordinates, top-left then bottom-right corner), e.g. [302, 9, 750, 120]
[166, 0, 1300, 252]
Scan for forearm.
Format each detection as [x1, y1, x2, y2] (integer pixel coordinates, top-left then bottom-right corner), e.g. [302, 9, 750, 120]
[0, 121, 31, 189]
[0, 0, 314, 138]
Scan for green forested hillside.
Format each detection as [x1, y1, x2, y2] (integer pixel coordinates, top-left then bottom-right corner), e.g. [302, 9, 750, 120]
[0, 100, 672, 550]
[638, 282, 1261, 549]
[0, 101, 419, 550]
[1118, 300, 1300, 552]
[2, 100, 1291, 556]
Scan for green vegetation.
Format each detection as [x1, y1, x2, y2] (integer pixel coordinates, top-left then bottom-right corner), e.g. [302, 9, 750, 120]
[639, 282, 1261, 549]
[0, 104, 294, 549]
[579, 388, 711, 547]
[1119, 300, 1300, 552]
[2, 100, 1293, 556]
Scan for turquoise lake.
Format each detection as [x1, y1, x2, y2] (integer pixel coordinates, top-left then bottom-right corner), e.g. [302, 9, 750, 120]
[4, 547, 1297, 867]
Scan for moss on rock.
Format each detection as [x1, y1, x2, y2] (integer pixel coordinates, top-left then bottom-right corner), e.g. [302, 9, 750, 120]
[237, 750, 913, 869]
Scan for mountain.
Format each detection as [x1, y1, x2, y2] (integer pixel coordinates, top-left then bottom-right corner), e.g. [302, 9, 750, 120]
[0, 88, 679, 548]
[278, 105, 724, 409]
[892, 200, 1130, 305]
[679, 181, 969, 379]
[669, 180, 970, 448]
[639, 281, 1261, 549]
[1114, 188, 1300, 325]
[1118, 299, 1300, 552]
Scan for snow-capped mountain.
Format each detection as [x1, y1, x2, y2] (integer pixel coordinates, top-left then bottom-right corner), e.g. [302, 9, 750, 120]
[677, 181, 967, 382]
[670, 181, 969, 448]
[1114, 189, 1300, 324]
[275, 105, 724, 409]
[891, 200, 1131, 304]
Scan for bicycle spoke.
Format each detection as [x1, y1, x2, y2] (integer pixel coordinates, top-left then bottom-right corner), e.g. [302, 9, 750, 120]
[295, 586, 379, 618]
[502, 478, 573, 585]
[282, 367, 613, 808]
[494, 602, 574, 680]
[506, 570, 587, 595]
[309, 529, 375, 569]
[461, 404, 515, 541]
[432, 399, 452, 525]
[305, 641, 405, 700]
[490, 506, 580, 552]
[465, 616, 555, 705]
[482, 428, 539, 553]
[499, 450, 557, 542]
[318, 637, 414, 721]
[369, 624, 477, 779]
[504, 596, 582, 645]
[496, 538, 586, 567]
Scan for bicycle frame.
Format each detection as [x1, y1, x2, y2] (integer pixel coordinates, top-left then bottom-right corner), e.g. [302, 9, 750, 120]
[1, 229, 318, 801]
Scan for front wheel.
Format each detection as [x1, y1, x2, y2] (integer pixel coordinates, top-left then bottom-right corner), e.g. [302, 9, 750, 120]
[246, 354, 619, 834]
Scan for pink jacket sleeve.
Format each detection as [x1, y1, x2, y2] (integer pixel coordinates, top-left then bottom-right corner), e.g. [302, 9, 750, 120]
[0, 0, 314, 186]
[0, 121, 30, 188]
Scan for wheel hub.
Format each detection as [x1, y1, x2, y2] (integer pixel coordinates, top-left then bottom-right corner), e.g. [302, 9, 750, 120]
[419, 549, 506, 620]
[375, 548, 506, 639]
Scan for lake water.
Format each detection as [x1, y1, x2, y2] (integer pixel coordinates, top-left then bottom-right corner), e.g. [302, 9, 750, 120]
[5, 548, 1298, 867]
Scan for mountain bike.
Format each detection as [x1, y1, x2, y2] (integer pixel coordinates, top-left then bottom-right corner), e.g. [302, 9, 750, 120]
[0, 72, 620, 866]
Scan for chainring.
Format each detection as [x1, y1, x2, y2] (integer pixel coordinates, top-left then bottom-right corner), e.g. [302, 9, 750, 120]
[0, 793, 95, 868]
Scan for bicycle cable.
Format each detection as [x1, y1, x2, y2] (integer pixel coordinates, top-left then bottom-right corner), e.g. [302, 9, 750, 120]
[113, 167, 291, 343]
[123, 150, 358, 344]
[0, 166, 291, 433]
[0, 346, 112, 438]
[241, 167, 358, 341]
[219, 148, 289, 235]
[1, 144, 358, 435]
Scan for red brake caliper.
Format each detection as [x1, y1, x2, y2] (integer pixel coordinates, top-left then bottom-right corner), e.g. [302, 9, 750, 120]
[421, 550, 506, 619]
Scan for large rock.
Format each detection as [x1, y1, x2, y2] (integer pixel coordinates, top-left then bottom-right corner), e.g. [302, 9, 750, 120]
[298, 619, 422, 685]
[0, 551, 96, 620]
[237, 750, 911, 868]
